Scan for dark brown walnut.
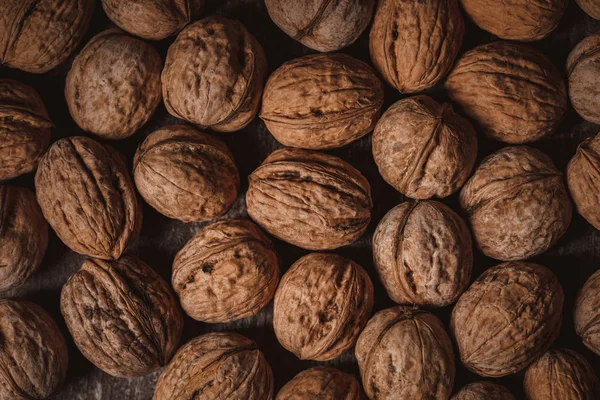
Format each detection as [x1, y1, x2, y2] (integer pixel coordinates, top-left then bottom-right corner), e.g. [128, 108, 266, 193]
[162, 17, 267, 132]
[451, 262, 564, 377]
[575, 269, 600, 355]
[355, 306, 455, 400]
[276, 367, 364, 400]
[60, 255, 184, 378]
[0, 299, 68, 400]
[273, 253, 374, 361]
[460, 146, 571, 261]
[446, 41, 567, 144]
[133, 125, 240, 222]
[568, 133, 600, 230]
[373, 200, 472, 307]
[154, 332, 274, 400]
[0, 0, 94, 73]
[567, 33, 600, 125]
[65, 29, 162, 140]
[260, 53, 383, 150]
[35, 136, 141, 260]
[172, 218, 279, 323]
[247, 148, 372, 250]
[577, 0, 600, 19]
[369, 0, 464, 93]
[451, 382, 516, 400]
[372, 95, 477, 198]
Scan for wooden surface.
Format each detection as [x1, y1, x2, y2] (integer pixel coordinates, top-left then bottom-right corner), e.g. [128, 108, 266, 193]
[2, 0, 600, 399]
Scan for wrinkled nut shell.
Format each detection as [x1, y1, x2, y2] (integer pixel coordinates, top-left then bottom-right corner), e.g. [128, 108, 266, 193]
[577, 0, 600, 19]
[451, 381, 516, 400]
[154, 332, 274, 400]
[260, 53, 383, 150]
[575, 269, 600, 355]
[567, 133, 600, 230]
[567, 33, 600, 125]
[276, 367, 364, 400]
[60, 255, 183, 378]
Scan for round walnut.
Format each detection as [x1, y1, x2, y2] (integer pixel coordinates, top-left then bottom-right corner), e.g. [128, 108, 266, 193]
[370, 0, 464, 93]
[247, 148, 372, 250]
[577, 0, 600, 19]
[575, 269, 600, 355]
[446, 41, 567, 144]
[356, 306, 455, 400]
[276, 367, 364, 400]
[273, 253, 374, 361]
[0, 299, 68, 400]
[65, 29, 162, 140]
[133, 125, 239, 222]
[451, 382, 516, 400]
[567, 33, 600, 125]
[568, 133, 600, 230]
[451, 262, 564, 377]
[61, 255, 184, 378]
[372, 95, 477, 199]
[162, 17, 267, 132]
[172, 219, 279, 323]
[154, 332, 274, 400]
[35, 136, 141, 260]
[460, 146, 572, 261]
[0, 0, 94, 73]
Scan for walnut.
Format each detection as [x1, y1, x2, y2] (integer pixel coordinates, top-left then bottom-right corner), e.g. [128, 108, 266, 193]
[154, 332, 274, 400]
[65, 29, 162, 140]
[369, 0, 464, 93]
[273, 253, 373, 361]
[460, 146, 571, 261]
[0, 0, 94, 73]
[567, 33, 600, 125]
[373, 200, 472, 307]
[355, 306, 455, 400]
[451, 262, 564, 377]
[133, 125, 239, 222]
[445, 41, 567, 144]
[162, 16, 267, 132]
[372, 95, 477, 199]
[451, 382, 516, 400]
[247, 148, 372, 250]
[276, 367, 363, 400]
[260, 53, 383, 149]
[35, 136, 141, 260]
[567, 133, 600, 230]
[577, 0, 600, 19]
[264, 0, 374, 52]
[60, 255, 184, 378]
[575, 269, 600, 355]
[172, 218, 279, 323]
[0, 299, 68, 400]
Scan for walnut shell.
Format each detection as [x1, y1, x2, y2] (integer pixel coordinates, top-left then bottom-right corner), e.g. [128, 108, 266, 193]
[0, 299, 68, 400]
[247, 148, 372, 250]
[460, 146, 572, 261]
[133, 125, 239, 222]
[60, 255, 184, 378]
[575, 269, 600, 355]
[567, 33, 600, 125]
[154, 332, 274, 400]
[0, 0, 94, 73]
[445, 41, 567, 144]
[355, 306, 455, 400]
[65, 29, 162, 140]
[372, 95, 477, 199]
[451, 262, 564, 377]
[162, 16, 267, 132]
[273, 253, 373, 361]
[35, 136, 141, 260]
[567, 133, 600, 230]
[451, 382, 516, 400]
[577, 0, 600, 19]
[276, 367, 364, 400]
[172, 218, 279, 323]
[369, 0, 464, 93]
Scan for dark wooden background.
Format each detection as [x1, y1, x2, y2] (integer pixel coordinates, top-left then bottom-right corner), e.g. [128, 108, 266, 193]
[2, 0, 600, 399]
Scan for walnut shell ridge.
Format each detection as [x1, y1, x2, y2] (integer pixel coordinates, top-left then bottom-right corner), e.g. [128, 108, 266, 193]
[577, 0, 600, 19]
[567, 133, 600, 230]
[276, 367, 364, 400]
[451, 382, 516, 400]
[575, 269, 600, 355]
[567, 33, 600, 125]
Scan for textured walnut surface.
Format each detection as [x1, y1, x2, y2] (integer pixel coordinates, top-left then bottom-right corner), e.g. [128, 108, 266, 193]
[276, 366, 364, 400]
[577, 0, 600, 18]
[451, 381, 516, 400]
[568, 132, 600, 230]
[575, 269, 600, 356]
[567, 33, 600, 125]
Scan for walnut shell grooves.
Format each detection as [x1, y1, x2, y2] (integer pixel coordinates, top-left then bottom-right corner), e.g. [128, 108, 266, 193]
[451, 381, 516, 400]
[276, 367, 364, 400]
[567, 33, 600, 125]
[575, 269, 600, 355]
[577, 0, 600, 19]
[567, 132, 600, 230]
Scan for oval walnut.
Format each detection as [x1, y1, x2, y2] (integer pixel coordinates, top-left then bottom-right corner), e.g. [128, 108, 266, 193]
[568, 132, 600, 230]
[276, 367, 364, 400]
[451, 382, 516, 400]
[577, 0, 600, 19]
[575, 269, 600, 356]
[567, 33, 600, 125]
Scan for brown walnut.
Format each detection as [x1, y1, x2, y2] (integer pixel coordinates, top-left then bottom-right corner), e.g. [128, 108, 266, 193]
[273, 253, 373, 361]
[567, 133, 600, 230]
[276, 367, 364, 400]
[575, 269, 600, 355]
[451, 382, 516, 400]
[567, 33, 600, 125]
[577, 0, 600, 19]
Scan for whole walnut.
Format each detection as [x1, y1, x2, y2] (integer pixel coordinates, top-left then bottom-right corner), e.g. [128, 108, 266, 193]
[369, 0, 464, 93]
[247, 148, 372, 250]
[133, 125, 239, 222]
[575, 269, 600, 355]
[460, 146, 572, 261]
[0, 79, 53, 180]
[355, 306, 455, 400]
[577, 0, 600, 19]
[451, 262, 564, 377]
[451, 382, 516, 400]
[172, 219, 279, 323]
[0, 299, 68, 400]
[273, 253, 373, 361]
[0, 0, 94, 73]
[260, 53, 383, 149]
[154, 332, 274, 400]
[372, 95, 477, 199]
[568, 133, 600, 230]
[265, 0, 374, 52]
[373, 200, 473, 307]
[61, 255, 184, 377]
[276, 367, 364, 400]
[65, 29, 162, 140]
[35, 136, 141, 260]
[446, 42, 567, 144]
[162, 17, 267, 132]
[567, 33, 600, 125]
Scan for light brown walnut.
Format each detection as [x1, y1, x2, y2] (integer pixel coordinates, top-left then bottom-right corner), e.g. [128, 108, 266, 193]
[276, 367, 364, 400]
[567, 33, 600, 125]
[577, 0, 600, 18]
[451, 382, 516, 400]
[567, 132, 600, 230]
[575, 269, 600, 356]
